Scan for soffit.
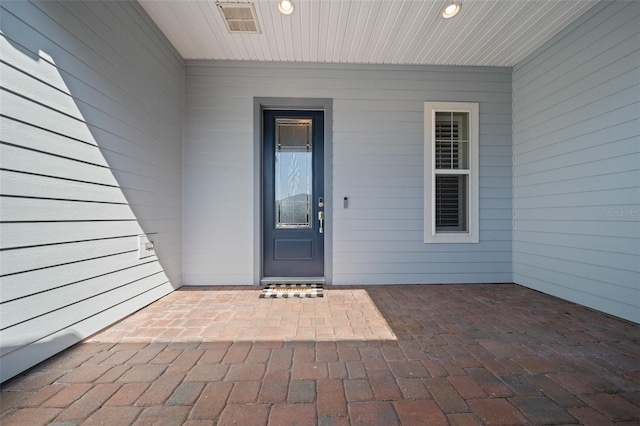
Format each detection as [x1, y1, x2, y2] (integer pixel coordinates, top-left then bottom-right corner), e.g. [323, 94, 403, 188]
[137, 0, 599, 67]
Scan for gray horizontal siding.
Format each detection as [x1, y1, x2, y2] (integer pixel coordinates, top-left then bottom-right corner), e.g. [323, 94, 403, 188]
[512, 1, 640, 323]
[183, 61, 512, 285]
[0, 0, 183, 382]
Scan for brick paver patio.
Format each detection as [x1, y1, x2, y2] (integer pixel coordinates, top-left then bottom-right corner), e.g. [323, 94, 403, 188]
[1, 284, 639, 425]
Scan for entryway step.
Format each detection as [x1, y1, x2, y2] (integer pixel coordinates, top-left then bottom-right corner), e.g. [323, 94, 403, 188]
[260, 277, 326, 285]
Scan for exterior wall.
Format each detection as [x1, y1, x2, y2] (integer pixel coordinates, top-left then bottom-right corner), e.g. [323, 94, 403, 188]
[0, 1, 183, 382]
[183, 62, 513, 285]
[513, 1, 640, 323]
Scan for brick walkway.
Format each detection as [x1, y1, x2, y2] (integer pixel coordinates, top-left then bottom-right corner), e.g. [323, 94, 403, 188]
[1, 284, 639, 425]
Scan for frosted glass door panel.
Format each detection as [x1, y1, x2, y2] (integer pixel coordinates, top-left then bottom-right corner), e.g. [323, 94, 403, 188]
[275, 119, 312, 229]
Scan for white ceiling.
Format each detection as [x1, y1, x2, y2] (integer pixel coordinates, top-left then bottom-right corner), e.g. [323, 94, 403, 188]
[138, 0, 600, 67]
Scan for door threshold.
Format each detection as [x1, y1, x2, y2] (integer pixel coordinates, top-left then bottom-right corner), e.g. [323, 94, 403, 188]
[261, 277, 325, 285]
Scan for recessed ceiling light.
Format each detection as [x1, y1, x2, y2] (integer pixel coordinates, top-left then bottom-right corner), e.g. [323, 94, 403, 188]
[442, 2, 461, 19]
[278, 0, 294, 15]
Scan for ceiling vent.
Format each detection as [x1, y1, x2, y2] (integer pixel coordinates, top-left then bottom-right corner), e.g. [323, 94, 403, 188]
[217, 3, 261, 34]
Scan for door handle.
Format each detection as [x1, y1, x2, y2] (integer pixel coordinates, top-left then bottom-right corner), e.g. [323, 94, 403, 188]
[318, 211, 324, 234]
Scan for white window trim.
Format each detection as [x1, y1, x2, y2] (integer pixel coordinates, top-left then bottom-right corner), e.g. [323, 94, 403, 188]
[424, 101, 479, 244]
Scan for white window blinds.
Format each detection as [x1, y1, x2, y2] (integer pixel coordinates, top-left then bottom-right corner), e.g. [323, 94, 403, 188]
[434, 112, 469, 232]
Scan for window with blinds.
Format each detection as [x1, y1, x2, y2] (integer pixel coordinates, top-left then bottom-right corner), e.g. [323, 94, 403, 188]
[435, 175, 467, 231]
[435, 112, 469, 232]
[425, 102, 479, 244]
[435, 112, 468, 169]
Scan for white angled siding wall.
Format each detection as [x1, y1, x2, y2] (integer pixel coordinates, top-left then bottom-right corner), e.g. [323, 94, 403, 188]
[183, 62, 512, 285]
[0, 1, 183, 381]
[513, 2, 640, 323]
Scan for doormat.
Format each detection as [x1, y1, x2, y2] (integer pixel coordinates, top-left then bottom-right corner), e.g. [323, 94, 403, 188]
[260, 283, 323, 298]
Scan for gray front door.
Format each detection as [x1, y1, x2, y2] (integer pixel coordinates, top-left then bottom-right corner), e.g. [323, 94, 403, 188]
[263, 110, 324, 277]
